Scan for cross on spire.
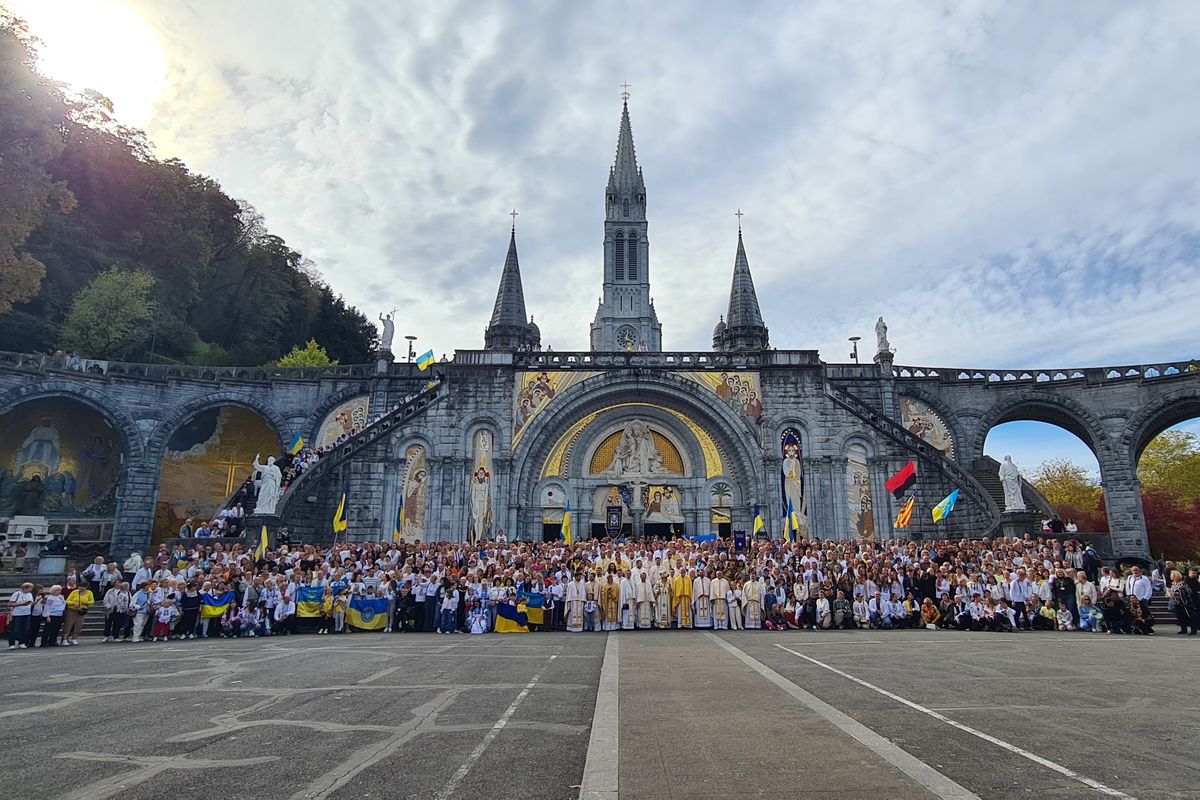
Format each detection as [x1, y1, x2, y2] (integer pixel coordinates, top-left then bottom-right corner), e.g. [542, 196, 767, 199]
[509, 208, 518, 232]
[620, 81, 631, 102]
[735, 208, 744, 233]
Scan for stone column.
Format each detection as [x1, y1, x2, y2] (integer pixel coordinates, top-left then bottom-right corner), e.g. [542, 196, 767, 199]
[111, 459, 161, 560]
[1098, 452, 1151, 559]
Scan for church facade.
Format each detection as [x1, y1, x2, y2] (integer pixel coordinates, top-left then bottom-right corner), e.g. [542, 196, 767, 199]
[2, 99, 1199, 561]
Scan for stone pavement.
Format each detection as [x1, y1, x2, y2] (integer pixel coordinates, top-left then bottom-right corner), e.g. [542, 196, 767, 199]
[0, 630, 1196, 799]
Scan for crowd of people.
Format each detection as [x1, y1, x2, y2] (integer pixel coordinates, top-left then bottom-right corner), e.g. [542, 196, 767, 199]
[6, 533, 1196, 648]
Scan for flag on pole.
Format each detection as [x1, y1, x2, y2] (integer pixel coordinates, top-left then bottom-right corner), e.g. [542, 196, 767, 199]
[332, 484, 348, 535]
[931, 489, 960, 523]
[561, 500, 573, 545]
[885, 461, 917, 498]
[392, 496, 403, 543]
[254, 524, 269, 560]
[752, 505, 765, 535]
[416, 349, 435, 371]
[893, 496, 916, 529]
[288, 434, 305, 455]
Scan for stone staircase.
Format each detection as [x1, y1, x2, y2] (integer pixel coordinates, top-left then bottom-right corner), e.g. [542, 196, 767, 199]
[0, 573, 108, 639]
[969, 456, 1057, 519]
[824, 383, 1003, 536]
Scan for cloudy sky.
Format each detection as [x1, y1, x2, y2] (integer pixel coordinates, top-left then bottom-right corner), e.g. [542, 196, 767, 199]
[10, 0, 1200, 472]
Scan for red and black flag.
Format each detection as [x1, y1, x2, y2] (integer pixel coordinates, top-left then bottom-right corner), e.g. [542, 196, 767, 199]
[884, 460, 917, 498]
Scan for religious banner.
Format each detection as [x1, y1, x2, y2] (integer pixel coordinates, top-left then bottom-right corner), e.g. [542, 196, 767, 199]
[466, 430, 493, 542]
[680, 371, 764, 422]
[898, 397, 956, 459]
[400, 445, 428, 541]
[512, 371, 596, 446]
[643, 485, 684, 523]
[846, 443, 875, 539]
[606, 505, 623, 537]
[314, 395, 370, 450]
[780, 428, 809, 540]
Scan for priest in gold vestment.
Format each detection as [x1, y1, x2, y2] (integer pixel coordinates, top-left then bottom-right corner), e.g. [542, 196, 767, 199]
[671, 569, 693, 628]
[710, 571, 730, 630]
[599, 574, 621, 631]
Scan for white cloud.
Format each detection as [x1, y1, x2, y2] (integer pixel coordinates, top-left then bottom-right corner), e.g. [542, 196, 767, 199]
[23, 0, 1200, 371]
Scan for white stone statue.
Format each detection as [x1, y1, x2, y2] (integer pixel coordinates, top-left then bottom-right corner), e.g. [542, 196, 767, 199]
[378, 311, 395, 350]
[875, 316, 891, 355]
[252, 453, 283, 516]
[999, 455, 1026, 512]
[604, 421, 668, 477]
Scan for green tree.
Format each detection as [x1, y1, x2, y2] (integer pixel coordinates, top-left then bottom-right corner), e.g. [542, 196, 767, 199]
[0, 14, 76, 314]
[1029, 458, 1102, 521]
[58, 268, 155, 358]
[277, 339, 337, 367]
[1137, 429, 1200, 505]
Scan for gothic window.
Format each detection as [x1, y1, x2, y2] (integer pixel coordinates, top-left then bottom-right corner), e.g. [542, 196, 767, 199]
[623, 199, 629, 217]
[628, 233, 638, 280]
[614, 232, 625, 280]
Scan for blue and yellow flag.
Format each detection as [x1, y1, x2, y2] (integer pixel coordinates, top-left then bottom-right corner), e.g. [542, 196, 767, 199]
[332, 484, 348, 535]
[416, 349, 435, 371]
[393, 496, 404, 543]
[786, 498, 800, 542]
[254, 524, 268, 561]
[201, 591, 236, 619]
[495, 601, 528, 633]
[753, 505, 765, 535]
[288, 434, 305, 455]
[296, 586, 325, 618]
[518, 592, 546, 626]
[347, 595, 389, 630]
[932, 489, 960, 523]
[561, 500, 572, 545]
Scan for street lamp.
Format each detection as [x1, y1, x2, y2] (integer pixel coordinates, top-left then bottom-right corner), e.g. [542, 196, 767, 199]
[405, 335, 417, 364]
[849, 336, 861, 364]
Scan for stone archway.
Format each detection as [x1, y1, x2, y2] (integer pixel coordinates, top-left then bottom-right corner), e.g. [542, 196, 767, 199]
[510, 371, 766, 539]
[970, 391, 1110, 462]
[1121, 387, 1200, 467]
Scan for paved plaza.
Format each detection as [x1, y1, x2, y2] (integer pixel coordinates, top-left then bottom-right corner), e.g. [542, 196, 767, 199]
[0, 632, 1194, 799]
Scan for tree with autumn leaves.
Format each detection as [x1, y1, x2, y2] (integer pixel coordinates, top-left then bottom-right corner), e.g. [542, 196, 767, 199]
[1030, 429, 1200, 559]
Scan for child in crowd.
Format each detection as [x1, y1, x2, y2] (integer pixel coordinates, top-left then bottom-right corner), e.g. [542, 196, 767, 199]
[1055, 601, 1075, 631]
[152, 598, 177, 641]
[332, 591, 348, 633]
[319, 587, 333, 635]
[467, 600, 488, 634]
[585, 593, 598, 632]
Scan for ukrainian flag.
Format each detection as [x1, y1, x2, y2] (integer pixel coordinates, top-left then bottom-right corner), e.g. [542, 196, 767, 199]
[519, 592, 546, 626]
[254, 524, 268, 561]
[561, 500, 572, 545]
[201, 591, 236, 619]
[288, 434, 305, 455]
[296, 586, 324, 618]
[416, 349, 435, 371]
[753, 505, 765, 535]
[347, 596, 389, 630]
[495, 602, 528, 633]
[393, 496, 404, 543]
[333, 484, 348, 535]
[787, 498, 800, 542]
[931, 489, 960, 523]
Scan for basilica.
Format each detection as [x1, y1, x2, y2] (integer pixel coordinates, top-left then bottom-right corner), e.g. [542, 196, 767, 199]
[2, 98, 1197, 562]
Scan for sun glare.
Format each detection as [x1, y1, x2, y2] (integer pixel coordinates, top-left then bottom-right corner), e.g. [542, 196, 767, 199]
[7, 0, 167, 129]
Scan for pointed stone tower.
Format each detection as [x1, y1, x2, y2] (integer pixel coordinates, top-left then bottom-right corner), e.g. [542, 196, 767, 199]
[590, 94, 663, 351]
[714, 227, 769, 352]
[484, 225, 540, 351]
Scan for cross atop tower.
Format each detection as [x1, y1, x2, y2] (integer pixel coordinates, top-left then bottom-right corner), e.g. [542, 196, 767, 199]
[620, 81, 631, 102]
[735, 208, 744, 233]
[509, 208, 518, 232]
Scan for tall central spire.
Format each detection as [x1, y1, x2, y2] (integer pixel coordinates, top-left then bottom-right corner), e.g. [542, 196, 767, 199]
[714, 222, 769, 352]
[484, 223, 540, 351]
[592, 92, 661, 351]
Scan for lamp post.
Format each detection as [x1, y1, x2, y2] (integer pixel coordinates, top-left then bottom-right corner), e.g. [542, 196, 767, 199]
[849, 336, 861, 364]
[405, 335, 417, 364]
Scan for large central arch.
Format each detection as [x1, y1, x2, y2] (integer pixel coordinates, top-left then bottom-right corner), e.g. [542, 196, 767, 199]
[511, 371, 767, 535]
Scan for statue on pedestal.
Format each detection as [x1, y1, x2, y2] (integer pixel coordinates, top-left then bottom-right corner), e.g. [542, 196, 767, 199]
[875, 316, 891, 356]
[252, 454, 283, 516]
[378, 311, 396, 351]
[999, 455, 1026, 512]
